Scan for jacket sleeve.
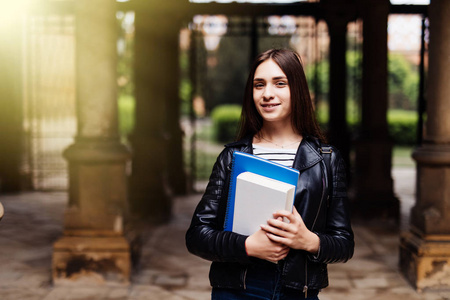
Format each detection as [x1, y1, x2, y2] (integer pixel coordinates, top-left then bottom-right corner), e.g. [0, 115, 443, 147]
[185, 149, 252, 264]
[312, 148, 354, 264]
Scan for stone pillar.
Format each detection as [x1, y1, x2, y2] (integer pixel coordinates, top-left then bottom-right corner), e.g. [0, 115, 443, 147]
[0, 9, 23, 193]
[52, 0, 131, 285]
[352, 0, 399, 220]
[129, 1, 187, 222]
[400, 0, 450, 292]
[165, 27, 188, 196]
[321, 0, 356, 170]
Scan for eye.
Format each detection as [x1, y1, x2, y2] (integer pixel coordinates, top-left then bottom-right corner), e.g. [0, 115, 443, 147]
[253, 82, 265, 89]
[276, 81, 288, 87]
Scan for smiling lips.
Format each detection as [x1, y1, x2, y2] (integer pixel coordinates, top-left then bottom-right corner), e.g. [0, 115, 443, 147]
[261, 103, 281, 108]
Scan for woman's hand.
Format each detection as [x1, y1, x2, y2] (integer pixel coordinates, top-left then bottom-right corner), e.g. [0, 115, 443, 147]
[245, 228, 290, 262]
[260, 207, 320, 255]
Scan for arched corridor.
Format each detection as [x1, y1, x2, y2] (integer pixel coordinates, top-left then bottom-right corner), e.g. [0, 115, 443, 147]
[1, 0, 450, 294]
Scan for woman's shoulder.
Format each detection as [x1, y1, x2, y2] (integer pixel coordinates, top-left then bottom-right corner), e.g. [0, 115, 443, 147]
[304, 135, 340, 154]
[302, 136, 345, 168]
[214, 135, 253, 167]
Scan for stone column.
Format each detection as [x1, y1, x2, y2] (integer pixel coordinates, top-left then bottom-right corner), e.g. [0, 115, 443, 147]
[400, 0, 450, 292]
[0, 9, 23, 193]
[321, 0, 356, 170]
[129, 1, 187, 222]
[352, 0, 399, 220]
[165, 26, 188, 196]
[52, 0, 131, 285]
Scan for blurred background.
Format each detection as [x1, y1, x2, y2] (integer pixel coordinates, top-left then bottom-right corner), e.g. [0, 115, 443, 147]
[4, 0, 450, 296]
[0, 0, 426, 193]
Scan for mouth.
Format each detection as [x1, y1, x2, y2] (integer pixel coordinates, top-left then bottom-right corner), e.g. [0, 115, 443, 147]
[261, 103, 281, 108]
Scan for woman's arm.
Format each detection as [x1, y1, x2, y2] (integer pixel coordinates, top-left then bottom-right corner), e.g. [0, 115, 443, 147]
[186, 148, 292, 263]
[262, 148, 354, 263]
[311, 149, 354, 264]
[185, 149, 251, 263]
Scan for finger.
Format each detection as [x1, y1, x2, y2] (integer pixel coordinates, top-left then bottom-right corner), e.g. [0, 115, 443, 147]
[292, 206, 301, 217]
[273, 210, 296, 224]
[280, 249, 290, 257]
[266, 218, 289, 230]
[270, 249, 287, 260]
[265, 231, 281, 242]
[261, 223, 289, 236]
[275, 248, 290, 260]
[292, 206, 305, 225]
[266, 232, 289, 245]
[273, 209, 291, 219]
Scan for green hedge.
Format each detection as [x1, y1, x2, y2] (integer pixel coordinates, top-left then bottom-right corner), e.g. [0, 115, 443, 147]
[387, 110, 418, 146]
[317, 108, 418, 146]
[210, 105, 418, 145]
[211, 104, 242, 143]
[348, 110, 418, 145]
[118, 94, 135, 137]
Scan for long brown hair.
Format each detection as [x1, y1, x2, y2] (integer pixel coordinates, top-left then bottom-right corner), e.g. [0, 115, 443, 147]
[236, 48, 326, 143]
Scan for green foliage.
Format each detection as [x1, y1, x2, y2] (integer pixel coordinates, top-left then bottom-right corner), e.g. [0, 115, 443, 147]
[346, 50, 362, 117]
[388, 110, 418, 146]
[179, 78, 193, 116]
[116, 12, 135, 100]
[118, 94, 135, 138]
[196, 150, 220, 180]
[388, 54, 419, 110]
[315, 101, 329, 125]
[210, 104, 242, 143]
[317, 104, 418, 145]
[315, 100, 359, 128]
[305, 60, 329, 101]
[205, 36, 249, 111]
[116, 11, 135, 145]
[179, 50, 193, 117]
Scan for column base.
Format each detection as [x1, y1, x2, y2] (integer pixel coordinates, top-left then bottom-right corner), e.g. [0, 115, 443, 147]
[52, 235, 130, 286]
[411, 144, 450, 234]
[400, 230, 450, 292]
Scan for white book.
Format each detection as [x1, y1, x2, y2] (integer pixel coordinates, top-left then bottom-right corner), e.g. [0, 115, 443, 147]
[232, 171, 296, 236]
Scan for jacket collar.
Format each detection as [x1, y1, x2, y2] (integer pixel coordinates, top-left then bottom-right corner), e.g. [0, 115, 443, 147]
[292, 137, 323, 171]
[225, 135, 323, 171]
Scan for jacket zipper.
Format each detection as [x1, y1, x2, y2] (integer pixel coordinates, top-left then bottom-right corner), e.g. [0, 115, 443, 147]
[311, 177, 326, 230]
[304, 164, 327, 297]
[243, 267, 247, 289]
[303, 261, 308, 298]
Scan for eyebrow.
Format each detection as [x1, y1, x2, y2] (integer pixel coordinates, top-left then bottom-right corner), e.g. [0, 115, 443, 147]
[253, 76, 287, 81]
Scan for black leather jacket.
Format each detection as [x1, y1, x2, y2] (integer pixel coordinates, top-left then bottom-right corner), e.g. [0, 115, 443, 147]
[186, 135, 354, 291]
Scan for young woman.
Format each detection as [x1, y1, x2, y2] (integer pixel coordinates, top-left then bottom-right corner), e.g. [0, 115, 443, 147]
[186, 48, 354, 300]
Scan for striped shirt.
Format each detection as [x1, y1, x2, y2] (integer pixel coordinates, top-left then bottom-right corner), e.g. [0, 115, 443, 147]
[252, 144, 297, 168]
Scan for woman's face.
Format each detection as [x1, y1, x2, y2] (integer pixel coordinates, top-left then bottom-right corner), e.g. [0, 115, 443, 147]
[253, 59, 292, 126]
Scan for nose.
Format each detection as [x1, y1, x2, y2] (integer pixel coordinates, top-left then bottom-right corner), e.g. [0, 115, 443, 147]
[262, 84, 274, 100]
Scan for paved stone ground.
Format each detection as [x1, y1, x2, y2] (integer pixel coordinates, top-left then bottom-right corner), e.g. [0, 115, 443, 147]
[0, 167, 449, 300]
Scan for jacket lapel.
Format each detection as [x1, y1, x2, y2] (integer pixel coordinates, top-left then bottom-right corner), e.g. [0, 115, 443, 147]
[292, 138, 323, 171]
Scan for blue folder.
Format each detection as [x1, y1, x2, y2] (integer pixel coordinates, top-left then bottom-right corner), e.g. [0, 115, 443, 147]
[224, 151, 300, 232]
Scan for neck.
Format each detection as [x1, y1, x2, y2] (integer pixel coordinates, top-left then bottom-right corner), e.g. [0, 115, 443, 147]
[256, 124, 302, 148]
[258, 123, 299, 141]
